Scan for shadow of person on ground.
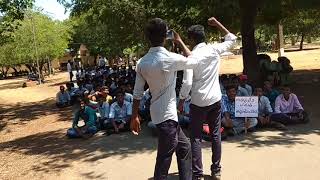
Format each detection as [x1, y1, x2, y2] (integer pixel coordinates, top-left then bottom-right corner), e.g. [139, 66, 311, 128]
[0, 98, 73, 130]
[0, 127, 157, 174]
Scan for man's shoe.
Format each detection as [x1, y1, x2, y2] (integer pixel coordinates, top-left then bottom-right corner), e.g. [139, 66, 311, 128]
[193, 177, 204, 180]
[211, 172, 221, 180]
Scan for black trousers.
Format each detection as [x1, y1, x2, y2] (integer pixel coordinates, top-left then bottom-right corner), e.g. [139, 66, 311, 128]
[154, 120, 192, 180]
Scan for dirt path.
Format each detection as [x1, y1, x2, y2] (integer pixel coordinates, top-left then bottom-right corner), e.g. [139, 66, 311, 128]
[0, 49, 320, 180]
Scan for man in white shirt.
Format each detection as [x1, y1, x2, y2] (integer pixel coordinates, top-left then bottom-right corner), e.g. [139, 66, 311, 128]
[67, 60, 73, 82]
[131, 18, 198, 180]
[178, 18, 237, 179]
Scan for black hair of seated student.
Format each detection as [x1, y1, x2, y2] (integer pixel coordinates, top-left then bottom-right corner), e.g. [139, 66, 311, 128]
[225, 85, 237, 92]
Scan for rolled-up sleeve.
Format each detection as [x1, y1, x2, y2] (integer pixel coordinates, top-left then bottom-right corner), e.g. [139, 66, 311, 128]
[179, 69, 193, 100]
[210, 33, 237, 55]
[133, 63, 146, 100]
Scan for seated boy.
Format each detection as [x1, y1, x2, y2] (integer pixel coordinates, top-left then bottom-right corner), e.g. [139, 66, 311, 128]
[221, 86, 258, 135]
[56, 86, 71, 108]
[96, 95, 110, 130]
[239, 75, 253, 95]
[67, 99, 98, 138]
[231, 76, 250, 96]
[254, 87, 286, 130]
[263, 80, 280, 109]
[272, 85, 309, 125]
[109, 90, 132, 133]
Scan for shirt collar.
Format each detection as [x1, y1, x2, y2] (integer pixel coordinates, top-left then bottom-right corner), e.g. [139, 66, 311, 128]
[193, 42, 206, 51]
[148, 46, 168, 53]
[281, 94, 292, 101]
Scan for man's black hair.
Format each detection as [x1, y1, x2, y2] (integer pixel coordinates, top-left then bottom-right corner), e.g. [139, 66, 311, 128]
[116, 88, 125, 96]
[145, 18, 167, 46]
[225, 85, 237, 92]
[187, 25, 205, 44]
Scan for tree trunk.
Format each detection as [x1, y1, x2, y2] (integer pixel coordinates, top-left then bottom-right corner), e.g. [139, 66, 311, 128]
[300, 33, 305, 50]
[25, 64, 34, 73]
[239, 0, 261, 86]
[12, 67, 18, 76]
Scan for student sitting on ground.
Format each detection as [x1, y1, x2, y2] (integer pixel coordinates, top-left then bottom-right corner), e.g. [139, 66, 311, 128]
[263, 80, 280, 109]
[109, 90, 132, 133]
[120, 83, 133, 103]
[96, 95, 110, 130]
[219, 74, 229, 95]
[231, 76, 250, 96]
[239, 75, 253, 95]
[67, 99, 98, 138]
[221, 85, 258, 135]
[56, 85, 71, 108]
[272, 85, 309, 125]
[254, 87, 286, 130]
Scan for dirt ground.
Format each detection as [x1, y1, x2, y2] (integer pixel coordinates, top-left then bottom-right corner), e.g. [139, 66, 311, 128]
[0, 48, 320, 180]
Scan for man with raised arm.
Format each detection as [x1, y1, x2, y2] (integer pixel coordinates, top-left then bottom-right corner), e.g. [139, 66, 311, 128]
[178, 18, 237, 180]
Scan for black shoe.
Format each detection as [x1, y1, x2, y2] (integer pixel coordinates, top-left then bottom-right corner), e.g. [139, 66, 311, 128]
[211, 172, 221, 180]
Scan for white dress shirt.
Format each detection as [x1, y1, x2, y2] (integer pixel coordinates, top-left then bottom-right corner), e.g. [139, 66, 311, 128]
[67, 63, 72, 73]
[133, 47, 200, 125]
[179, 33, 237, 107]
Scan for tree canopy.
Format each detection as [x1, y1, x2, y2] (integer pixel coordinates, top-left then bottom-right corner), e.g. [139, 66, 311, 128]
[0, 10, 71, 76]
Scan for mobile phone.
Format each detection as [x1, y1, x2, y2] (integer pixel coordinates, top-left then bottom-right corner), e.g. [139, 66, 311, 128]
[166, 30, 174, 40]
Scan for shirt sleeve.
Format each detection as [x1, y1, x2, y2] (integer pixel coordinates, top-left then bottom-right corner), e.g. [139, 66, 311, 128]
[56, 93, 61, 103]
[293, 94, 304, 111]
[221, 96, 229, 114]
[66, 93, 71, 102]
[161, 53, 199, 72]
[109, 104, 115, 119]
[127, 103, 132, 116]
[133, 62, 146, 100]
[209, 33, 237, 55]
[274, 96, 281, 113]
[103, 104, 110, 118]
[264, 97, 273, 114]
[179, 69, 193, 100]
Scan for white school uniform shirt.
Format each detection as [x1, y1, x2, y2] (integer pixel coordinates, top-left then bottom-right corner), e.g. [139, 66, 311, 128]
[67, 63, 72, 73]
[179, 33, 237, 107]
[133, 46, 202, 125]
[99, 102, 110, 119]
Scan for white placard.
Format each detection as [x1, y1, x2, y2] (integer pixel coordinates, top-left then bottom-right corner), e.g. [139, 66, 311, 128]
[235, 96, 259, 118]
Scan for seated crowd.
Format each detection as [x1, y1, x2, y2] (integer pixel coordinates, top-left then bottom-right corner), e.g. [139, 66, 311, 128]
[57, 62, 309, 139]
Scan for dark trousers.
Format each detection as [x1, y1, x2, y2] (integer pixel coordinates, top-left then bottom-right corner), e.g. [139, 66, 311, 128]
[154, 120, 192, 180]
[271, 111, 309, 125]
[69, 72, 73, 82]
[190, 101, 222, 177]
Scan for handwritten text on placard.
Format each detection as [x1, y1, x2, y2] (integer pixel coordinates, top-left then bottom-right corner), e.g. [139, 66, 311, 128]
[235, 96, 259, 117]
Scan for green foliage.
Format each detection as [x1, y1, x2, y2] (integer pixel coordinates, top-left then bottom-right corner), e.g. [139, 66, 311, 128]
[0, 11, 71, 68]
[283, 10, 320, 37]
[0, 0, 34, 44]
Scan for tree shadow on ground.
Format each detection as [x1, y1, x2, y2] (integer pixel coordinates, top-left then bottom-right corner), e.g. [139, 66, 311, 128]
[0, 98, 73, 130]
[0, 126, 157, 174]
[0, 80, 25, 90]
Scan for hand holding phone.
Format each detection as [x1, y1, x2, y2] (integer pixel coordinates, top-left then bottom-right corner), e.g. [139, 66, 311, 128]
[166, 30, 174, 40]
